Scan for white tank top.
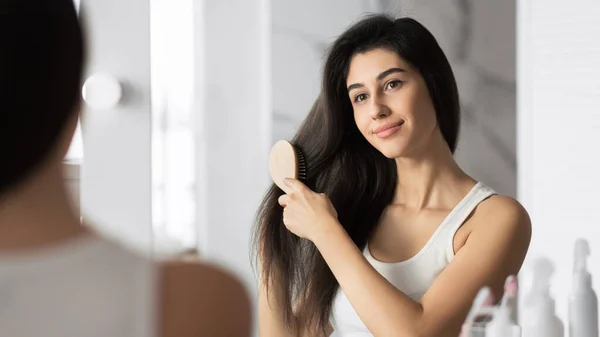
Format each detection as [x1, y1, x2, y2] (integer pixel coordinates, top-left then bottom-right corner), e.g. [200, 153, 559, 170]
[0, 234, 157, 337]
[330, 182, 497, 337]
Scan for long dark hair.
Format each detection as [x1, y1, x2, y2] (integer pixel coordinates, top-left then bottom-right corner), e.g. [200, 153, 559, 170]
[0, 0, 84, 194]
[252, 14, 460, 335]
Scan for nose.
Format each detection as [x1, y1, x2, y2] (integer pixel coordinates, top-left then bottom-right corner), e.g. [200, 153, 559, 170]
[369, 96, 391, 120]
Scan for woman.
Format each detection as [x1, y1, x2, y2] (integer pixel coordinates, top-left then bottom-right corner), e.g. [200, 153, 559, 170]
[0, 1, 250, 336]
[254, 14, 531, 337]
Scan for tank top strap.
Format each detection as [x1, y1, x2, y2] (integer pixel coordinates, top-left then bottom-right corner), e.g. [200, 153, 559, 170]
[444, 182, 498, 259]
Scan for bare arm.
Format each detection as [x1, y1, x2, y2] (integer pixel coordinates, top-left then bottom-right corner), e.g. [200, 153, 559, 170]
[161, 260, 252, 337]
[313, 196, 531, 337]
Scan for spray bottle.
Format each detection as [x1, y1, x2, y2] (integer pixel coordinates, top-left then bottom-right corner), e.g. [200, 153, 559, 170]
[485, 275, 521, 337]
[569, 238, 599, 337]
[521, 257, 564, 337]
[461, 286, 495, 337]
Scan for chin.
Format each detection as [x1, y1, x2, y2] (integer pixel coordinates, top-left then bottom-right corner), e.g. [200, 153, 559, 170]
[370, 133, 420, 159]
[376, 145, 407, 159]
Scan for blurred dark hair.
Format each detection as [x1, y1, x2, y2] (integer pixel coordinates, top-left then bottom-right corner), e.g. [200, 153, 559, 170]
[0, 0, 85, 193]
[253, 14, 460, 335]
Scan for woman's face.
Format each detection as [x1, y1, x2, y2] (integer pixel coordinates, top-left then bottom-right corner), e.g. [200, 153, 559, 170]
[346, 48, 438, 159]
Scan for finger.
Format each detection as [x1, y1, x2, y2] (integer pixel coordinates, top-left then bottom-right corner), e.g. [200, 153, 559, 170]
[281, 209, 289, 225]
[278, 194, 290, 207]
[283, 177, 309, 194]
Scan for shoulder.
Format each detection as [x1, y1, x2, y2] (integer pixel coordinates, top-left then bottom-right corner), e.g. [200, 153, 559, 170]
[160, 259, 252, 337]
[472, 194, 532, 245]
[477, 194, 531, 226]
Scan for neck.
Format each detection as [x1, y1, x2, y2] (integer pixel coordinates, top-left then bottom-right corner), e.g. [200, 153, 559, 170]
[0, 159, 86, 252]
[393, 130, 474, 209]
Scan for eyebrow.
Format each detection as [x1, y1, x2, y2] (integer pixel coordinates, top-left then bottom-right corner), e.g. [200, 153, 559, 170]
[347, 67, 406, 92]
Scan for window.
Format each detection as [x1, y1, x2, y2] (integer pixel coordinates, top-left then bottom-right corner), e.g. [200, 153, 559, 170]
[150, 0, 197, 251]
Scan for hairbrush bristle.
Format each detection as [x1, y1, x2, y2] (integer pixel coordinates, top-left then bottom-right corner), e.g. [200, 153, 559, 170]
[295, 147, 307, 182]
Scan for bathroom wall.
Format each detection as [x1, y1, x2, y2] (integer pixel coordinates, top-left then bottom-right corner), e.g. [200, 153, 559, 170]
[79, 0, 154, 253]
[272, 0, 517, 197]
[518, 0, 600, 324]
[195, 0, 272, 302]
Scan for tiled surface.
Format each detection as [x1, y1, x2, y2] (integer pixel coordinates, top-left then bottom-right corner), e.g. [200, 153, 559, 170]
[271, 0, 516, 196]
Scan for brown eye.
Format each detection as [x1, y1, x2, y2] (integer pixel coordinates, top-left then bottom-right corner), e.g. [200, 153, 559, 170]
[385, 80, 403, 90]
[354, 93, 368, 103]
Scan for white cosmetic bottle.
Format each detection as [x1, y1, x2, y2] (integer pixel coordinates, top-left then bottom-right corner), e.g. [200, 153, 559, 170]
[521, 257, 564, 337]
[485, 305, 521, 337]
[569, 238, 599, 337]
[485, 276, 521, 337]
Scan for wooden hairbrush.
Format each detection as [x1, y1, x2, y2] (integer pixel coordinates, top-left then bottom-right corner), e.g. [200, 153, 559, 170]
[269, 140, 306, 194]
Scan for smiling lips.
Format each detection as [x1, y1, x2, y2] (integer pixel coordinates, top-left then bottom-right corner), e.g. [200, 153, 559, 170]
[373, 121, 404, 138]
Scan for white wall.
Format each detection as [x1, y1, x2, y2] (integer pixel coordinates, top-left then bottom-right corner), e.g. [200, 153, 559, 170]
[518, 0, 600, 325]
[195, 0, 272, 304]
[79, 0, 153, 253]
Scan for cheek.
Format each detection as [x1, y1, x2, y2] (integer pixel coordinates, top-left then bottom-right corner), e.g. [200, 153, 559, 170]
[415, 89, 438, 125]
[403, 96, 436, 130]
[419, 104, 438, 130]
[353, 109, 371, 138]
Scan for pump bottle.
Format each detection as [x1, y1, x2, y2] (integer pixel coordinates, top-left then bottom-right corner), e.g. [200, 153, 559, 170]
[521, 257, 564, 337]
[569, 238, 599, 337]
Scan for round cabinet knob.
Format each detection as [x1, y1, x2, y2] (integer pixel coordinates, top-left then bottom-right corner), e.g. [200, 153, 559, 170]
[82, 73, 122, 110]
